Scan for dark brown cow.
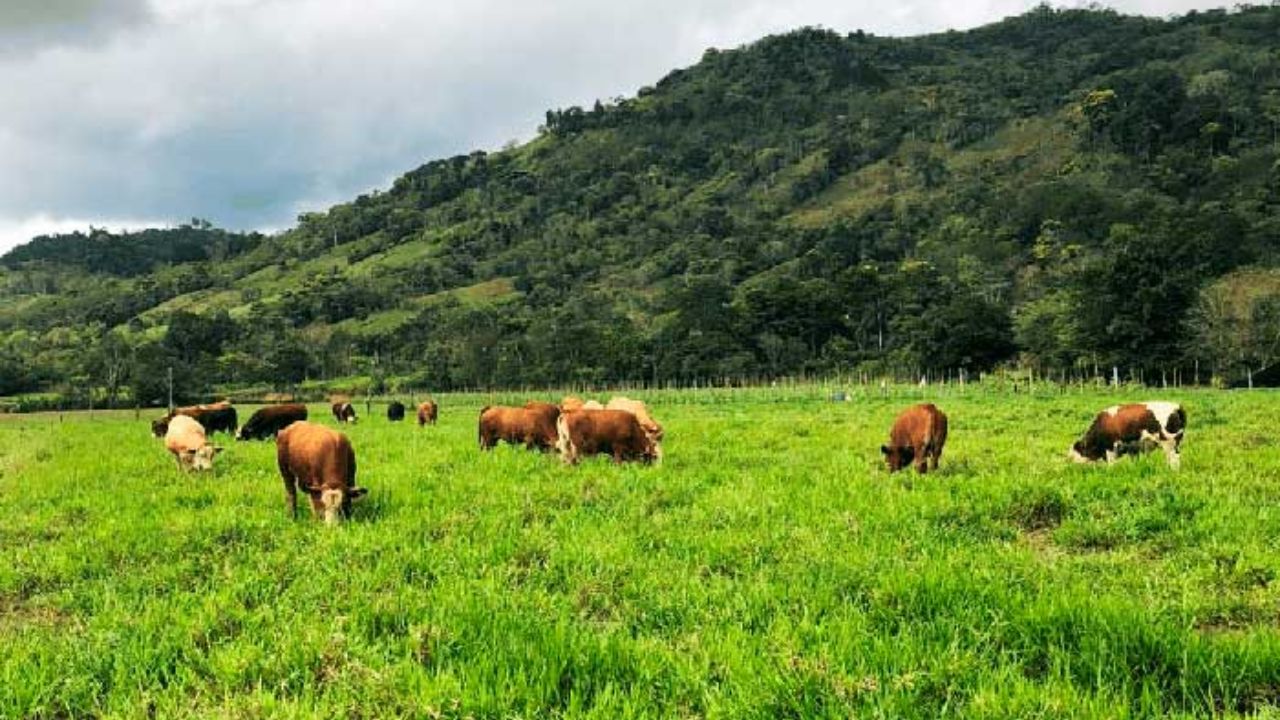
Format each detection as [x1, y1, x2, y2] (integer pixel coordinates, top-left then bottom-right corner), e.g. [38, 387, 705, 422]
[387, 401, 406, 422]
[478, 403, 560, 451]
[881, 403, 948, 474]
[556, 409, 658, 465]
[332, 401, 357, 424]
[417, 401, 438, 426]
[236, 404, 308, 441]
[1069, 401, 1186, 469]
[276, 421, 367, 524]
[151, 401, 237, 437]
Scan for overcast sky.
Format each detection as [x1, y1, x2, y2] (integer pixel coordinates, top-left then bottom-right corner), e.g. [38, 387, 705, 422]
[0, 0, 1225, 254]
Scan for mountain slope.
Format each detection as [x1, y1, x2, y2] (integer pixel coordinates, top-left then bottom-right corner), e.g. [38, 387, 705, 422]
[3, 5, 1280, 403]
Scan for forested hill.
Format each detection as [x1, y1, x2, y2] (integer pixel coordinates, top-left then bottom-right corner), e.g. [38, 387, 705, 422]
[3, 5, 1280, 405]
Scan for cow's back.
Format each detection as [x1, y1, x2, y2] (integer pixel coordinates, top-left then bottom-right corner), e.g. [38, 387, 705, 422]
[165, 414, 207, 453]
[278, 422, 354, 490]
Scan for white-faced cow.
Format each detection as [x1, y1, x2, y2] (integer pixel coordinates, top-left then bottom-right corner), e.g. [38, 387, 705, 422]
[1069, 401, 1186, 469]
[332, 401, 358, 424]
[277, 421, 368, 524]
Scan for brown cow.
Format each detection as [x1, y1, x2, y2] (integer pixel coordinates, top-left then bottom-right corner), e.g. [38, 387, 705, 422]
[151, 401, 238, 437]
[1069, 401, 1186, 469]
[479, 403, 560, 451]
[556, 409, 658, 465]
[605, 396, 664, 459]
[417, 401, 438, 426]
[276, 421, 367, 524]
[164, 414, 222, 471]
[332, 401, 358, 424]
[881, 403, 948, 474]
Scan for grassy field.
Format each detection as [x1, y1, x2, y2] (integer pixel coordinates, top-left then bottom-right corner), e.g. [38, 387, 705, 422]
[2, 388, 1280, 718]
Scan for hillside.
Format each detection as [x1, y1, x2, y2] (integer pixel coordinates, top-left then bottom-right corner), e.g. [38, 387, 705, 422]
[3, 5, 1280, 404]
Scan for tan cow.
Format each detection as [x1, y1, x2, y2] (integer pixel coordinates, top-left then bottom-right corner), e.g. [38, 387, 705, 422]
[881, 403, 948, 474]
[164, 414, 222, 471]
[478, 403, 561, 451]
[560, 397, 604, 412]
[556, 409, 658, 465]
[277, 421, 367, 524]
[605, 396, 664, 459]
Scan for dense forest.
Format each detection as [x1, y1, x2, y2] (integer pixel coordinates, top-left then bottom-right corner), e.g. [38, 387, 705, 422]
[2, 4, 1280, 406]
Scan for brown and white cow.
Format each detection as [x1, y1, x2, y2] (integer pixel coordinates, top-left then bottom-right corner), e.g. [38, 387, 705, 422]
[276, 421, 367, 524]
[164, 414, 223, 471]
[417, 400, 438, 426]
[332, 401, 358, 424]
[556, 409, 658, 465]
[881, 403, 948, 474]
[478, 403, 561, 451]
[605, 396, 664, 460]
[1069, 401, 1186, 469]
[236, 403, 308, 441]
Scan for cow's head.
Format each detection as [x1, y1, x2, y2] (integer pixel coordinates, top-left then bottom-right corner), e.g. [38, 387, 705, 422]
[181, 444, 223, 471]
[319, 486, 368, 524]
[1067, 441, 1092, 464]
[151, 418, 169, 438]
[643, 429, 664, 463]
[881, 444, 914, 472]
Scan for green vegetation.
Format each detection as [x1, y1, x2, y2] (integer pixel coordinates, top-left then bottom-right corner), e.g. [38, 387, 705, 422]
[4, 6, 1280, 403]
[2, 387, 1279, 717]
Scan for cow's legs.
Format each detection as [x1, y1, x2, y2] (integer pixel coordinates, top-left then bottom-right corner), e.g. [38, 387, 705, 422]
[279, 456, 298, 518]
[1161, 439, 1181, 469]
[928, 443, 942, 471]
[282, 478, 298, 519]
[914, 445, 929, 474]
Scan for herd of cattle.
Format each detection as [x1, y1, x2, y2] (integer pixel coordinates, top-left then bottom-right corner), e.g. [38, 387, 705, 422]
[148, 396, 1188, 523]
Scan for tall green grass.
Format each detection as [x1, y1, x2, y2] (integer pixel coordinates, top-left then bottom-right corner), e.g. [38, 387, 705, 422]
[2, 389, 1279, 718]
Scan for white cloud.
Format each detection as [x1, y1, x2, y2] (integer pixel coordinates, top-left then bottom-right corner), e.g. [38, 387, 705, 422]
[0, 0, 1233, 256]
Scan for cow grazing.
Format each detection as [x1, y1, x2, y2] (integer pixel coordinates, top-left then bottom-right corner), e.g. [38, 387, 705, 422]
[332, 402, 358, 424]
[164, 414, 222, 471]
[387, 401, 406, 422]
[417, 401, 438, 426]
[556, 409, 658, 465]
[276, 421, 367, 524]
[1069, 401, 1186, 469]
[237, 404, 308, 441]
[605, 396, 664, 460]
[151, 401, 238, 437]
[478, 403, 561, 451]
[881, 403, 949, 474]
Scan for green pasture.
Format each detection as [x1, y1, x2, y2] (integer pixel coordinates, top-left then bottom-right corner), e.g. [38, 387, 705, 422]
[2, 388, 1280, 718]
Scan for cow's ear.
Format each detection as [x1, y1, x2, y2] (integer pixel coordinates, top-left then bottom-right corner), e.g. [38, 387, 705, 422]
[880, 445, 890, 455]
[348, 487, 368, 500]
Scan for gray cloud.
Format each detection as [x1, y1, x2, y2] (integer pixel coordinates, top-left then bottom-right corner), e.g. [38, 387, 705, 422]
[0, 0, 1229, 253]
[0, 0, 153, 56]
